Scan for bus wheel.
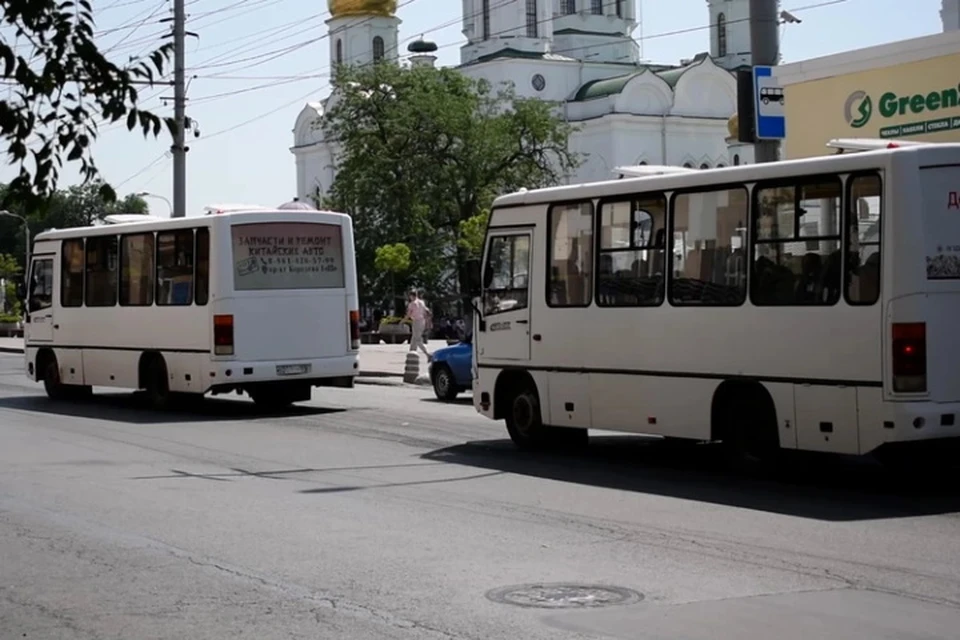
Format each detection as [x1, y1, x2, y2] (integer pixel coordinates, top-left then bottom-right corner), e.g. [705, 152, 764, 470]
[42, 357, 68, 401]
[144, 358, 171, 410]
[505, 385, 547, 450]
[727, 398, 779, 467]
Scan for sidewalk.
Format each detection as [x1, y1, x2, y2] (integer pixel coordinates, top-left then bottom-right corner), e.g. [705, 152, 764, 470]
[0, 338, 432, 381]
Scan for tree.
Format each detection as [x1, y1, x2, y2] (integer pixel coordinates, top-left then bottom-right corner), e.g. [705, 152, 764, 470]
[374, 242, 411, 314]
[321, 62, 581, 310]
[0, 253, 22, 322]
[0, 0, 174, 212]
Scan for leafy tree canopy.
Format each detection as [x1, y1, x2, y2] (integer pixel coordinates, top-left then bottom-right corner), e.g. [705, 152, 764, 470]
[0, 0, 174, 211]
[320, 62, 581, 309]
[0, 180, 149, 273]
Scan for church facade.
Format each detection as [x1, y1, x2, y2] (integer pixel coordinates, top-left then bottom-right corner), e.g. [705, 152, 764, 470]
[292, 0, 756, 202]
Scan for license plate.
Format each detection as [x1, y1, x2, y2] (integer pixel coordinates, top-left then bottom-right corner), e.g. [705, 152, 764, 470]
[276, 363, 311, 376]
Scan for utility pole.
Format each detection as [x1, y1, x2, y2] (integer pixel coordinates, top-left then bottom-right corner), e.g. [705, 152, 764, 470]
[172, 0, 187, 217]
[749, 0, 781, 163]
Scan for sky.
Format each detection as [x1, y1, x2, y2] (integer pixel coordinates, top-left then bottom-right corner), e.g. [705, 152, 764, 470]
[0, 0, 946, 217]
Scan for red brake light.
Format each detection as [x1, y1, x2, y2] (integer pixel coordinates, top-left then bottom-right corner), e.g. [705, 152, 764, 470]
[892, 322, 926, 393]
[349, 310, 360, 350]
[214, 314, 234, 356]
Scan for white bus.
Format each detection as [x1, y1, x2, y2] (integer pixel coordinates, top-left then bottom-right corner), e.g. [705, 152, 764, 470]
[22, 207, 361, 409]
[465, 141, 960, 462]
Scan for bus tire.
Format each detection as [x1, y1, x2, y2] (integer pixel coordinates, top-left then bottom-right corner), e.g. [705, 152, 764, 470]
[504, 383, 548, 450]
[713, 381, 779, 467]
[143, 356, 171, 410]
[41, 355, 68, 401]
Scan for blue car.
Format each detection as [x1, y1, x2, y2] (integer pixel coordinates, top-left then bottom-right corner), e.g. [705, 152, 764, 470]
[428, 334, 473, 401]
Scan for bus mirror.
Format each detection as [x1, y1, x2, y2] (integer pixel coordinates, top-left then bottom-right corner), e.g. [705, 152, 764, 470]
[464, 260, 481, 295]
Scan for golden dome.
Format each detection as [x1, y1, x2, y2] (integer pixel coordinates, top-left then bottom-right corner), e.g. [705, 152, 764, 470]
[727, 113, 739, 138]
[328, 0, 397, 17]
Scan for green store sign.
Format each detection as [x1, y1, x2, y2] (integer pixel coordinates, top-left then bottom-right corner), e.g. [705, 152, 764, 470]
[843, 83, 960, 138]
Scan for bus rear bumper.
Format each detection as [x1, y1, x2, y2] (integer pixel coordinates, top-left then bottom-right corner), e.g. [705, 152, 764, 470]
[878, 401, 960, 446]
[205, 354, 360, 394]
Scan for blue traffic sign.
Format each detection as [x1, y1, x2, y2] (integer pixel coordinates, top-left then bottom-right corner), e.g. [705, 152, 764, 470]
[754, 66, 786, 140]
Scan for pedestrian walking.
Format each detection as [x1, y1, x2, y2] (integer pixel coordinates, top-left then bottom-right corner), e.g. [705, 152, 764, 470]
[404, 289, 432, 360]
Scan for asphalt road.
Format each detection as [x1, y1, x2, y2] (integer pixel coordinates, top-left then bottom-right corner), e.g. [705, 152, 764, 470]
[1, 353, 959, 640]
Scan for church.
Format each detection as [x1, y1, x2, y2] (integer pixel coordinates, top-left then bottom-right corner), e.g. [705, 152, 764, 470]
[291, 0, 759, 202]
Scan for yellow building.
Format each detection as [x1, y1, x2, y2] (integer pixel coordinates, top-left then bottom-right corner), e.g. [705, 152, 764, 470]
[774, 30, 960, 158]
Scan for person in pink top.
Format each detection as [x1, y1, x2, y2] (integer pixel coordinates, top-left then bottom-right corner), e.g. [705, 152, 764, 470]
[404, 289, 432, 359]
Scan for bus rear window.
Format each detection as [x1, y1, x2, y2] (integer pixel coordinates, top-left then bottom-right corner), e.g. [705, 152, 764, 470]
[231, 222, 345, 290]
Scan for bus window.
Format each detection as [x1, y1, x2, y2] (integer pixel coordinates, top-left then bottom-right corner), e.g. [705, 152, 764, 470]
[597, 194, 665, 307]
[195, 228, 210, 305]
[28, 258, 53, 313]
[156, 229, 194, 306]
[85, 235, 118, 307]
[548, 202, 594, 307]
[845, 174, 882, 305]
[670, 186, 748, 306]
[751, 176, 843, 306]
[483, 233, 530, 316]
[120, 233, 155, 306]
[61, 239, 84, 308]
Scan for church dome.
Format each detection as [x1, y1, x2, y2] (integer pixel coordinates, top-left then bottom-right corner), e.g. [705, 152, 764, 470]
[328, 0, 397, 17]
[727, 113, 738, 138]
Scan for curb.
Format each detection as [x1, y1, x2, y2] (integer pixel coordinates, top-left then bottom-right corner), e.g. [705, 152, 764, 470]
[0, 347, 413, 383]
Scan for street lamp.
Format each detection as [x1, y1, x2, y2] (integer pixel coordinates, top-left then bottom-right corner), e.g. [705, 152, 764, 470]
[136, 192, 173, 216]
[0, 209, 29, 274]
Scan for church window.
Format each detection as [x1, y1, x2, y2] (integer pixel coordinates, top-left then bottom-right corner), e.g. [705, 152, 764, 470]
[373, 36, 385, 61]
[526, 0, 538, 37]
[562, 0, 576, 15]
[335, 39, 343, 65]
[615, 0, 623, 18]
[717, 13, 727, 57]
[591, 0, 602, 14]
[481, 0, 490, 40]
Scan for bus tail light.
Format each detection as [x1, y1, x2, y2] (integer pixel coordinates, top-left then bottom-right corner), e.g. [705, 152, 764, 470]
[349, 310, 360, 350]
[214, 314, 235, 356]
[892, 322, 926, 393]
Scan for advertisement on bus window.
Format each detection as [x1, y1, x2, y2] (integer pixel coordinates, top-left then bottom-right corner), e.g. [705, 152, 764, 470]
[231, 222, 345, 290]
[922, 165, 960, 280]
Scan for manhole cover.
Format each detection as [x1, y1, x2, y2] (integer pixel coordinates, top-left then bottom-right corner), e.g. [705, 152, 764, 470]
[485, 583, 643, 609]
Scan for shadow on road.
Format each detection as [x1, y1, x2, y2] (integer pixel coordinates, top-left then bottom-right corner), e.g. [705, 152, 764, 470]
[0, 393, 345, 424]
[421, 435, 960, 522]
[419, 396, 474, 406]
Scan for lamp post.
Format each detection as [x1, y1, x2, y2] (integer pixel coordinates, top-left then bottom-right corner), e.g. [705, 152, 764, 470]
[136, 192, 173, 216]
[0, 209, 30, 273]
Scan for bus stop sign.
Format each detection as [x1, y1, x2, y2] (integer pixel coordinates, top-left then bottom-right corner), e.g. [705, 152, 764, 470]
[754, 66, 786, 140]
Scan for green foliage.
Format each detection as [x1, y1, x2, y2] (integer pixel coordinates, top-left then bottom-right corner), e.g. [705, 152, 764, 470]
[378, 315, 412, 326]
[457, 210, 490, 259]
[0, 181, 150, 275]
[0, 0, 175, 212]
[0, 253, 22, 321]
[321, 62, 581, 307]
[374, 242, 411, 274]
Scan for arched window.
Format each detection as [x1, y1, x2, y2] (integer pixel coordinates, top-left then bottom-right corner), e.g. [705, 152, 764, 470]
[335, 39, 343, 65]
[526, 0, 538, 37]
[481, 0, 490, 40]
[562, 0, 576, 14]
[717, 13, 727, 57]
[373, 36, 385, 61]
[591, 0, 602, 14]
[733, 154, 740, 166]
[700, 163, 710, 170]
[683, 162, 693, 168]
[615, 0, 623, 18]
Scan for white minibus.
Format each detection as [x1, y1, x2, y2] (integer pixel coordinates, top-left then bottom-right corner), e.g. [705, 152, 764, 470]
[23, 207, 361, 409]
[465, 140, 960, 462]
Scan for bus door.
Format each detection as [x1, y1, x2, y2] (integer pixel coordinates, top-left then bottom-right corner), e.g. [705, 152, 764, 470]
[478, 227, 533, 361]
[25, 255, 55, 342]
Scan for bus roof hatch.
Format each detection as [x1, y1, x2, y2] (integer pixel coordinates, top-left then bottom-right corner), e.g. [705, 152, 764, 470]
[825, 138, 930, 154]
